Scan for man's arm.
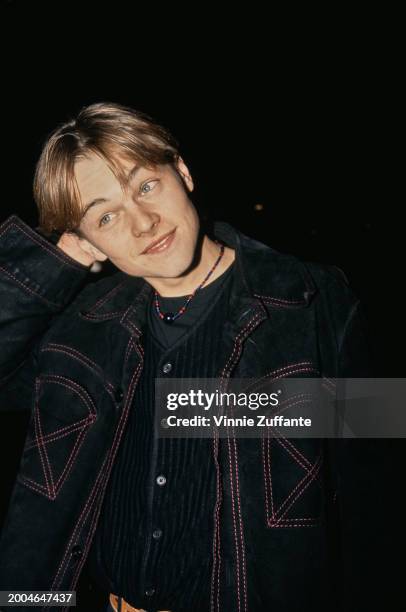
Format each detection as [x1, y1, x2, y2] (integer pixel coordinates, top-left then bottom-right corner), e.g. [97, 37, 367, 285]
[0, 214, 92, 411]
[324, 273, 397, 610]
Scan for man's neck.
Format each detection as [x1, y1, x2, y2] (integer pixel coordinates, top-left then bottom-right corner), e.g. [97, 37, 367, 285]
[144, 235, 235, 298]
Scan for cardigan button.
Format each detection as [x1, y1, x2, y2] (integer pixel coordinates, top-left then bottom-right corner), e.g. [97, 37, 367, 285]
[162, 362, 172, 374]
[145, 587, 155, 597]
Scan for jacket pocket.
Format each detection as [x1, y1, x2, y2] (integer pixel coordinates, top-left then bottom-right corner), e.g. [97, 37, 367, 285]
[241, 360, 326, 529]
[261, 432, 324, 528]
[17, 374, 97, 500]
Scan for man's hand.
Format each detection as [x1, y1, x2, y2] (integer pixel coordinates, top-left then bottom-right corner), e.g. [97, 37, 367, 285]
[56, 232, 98, 267]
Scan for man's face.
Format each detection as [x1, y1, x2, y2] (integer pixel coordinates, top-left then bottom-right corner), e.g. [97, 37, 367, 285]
[73, 151, 200, 279]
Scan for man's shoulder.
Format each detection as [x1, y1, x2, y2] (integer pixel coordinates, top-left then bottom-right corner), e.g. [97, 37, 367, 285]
[302, 259, 351, 289]
[65, 271, 129, 312]
[236, 227, 354, 302]
[48, 270, 144, 331]
[300, 259, 362, 324]
[235, 226, 349, 284]
[35, 271, 138, 347]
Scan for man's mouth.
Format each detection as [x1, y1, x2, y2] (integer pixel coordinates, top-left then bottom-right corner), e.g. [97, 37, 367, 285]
[141, 228, 177, 254]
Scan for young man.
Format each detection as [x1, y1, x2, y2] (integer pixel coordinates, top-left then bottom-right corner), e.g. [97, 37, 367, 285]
[0, 102, 374, 612]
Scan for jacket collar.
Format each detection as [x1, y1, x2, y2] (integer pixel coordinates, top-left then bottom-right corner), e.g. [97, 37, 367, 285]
[211, 220, 317, 306]
[79, 221, 317, 337]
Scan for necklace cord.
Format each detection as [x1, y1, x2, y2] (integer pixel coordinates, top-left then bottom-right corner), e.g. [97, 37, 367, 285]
[153, 240, 225, 324]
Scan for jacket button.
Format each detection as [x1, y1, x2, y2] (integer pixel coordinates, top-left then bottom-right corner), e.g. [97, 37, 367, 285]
[152, 528, 162, 539]
[156, 474, 166, 486]
[70, 544, 83, 560]
[162, 362, 172, 374]
[114, 388, 124, 402]
[145, 587, 155, 597]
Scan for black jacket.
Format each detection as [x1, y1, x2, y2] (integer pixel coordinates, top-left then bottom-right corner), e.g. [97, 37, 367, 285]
[0, 214, 381, 612]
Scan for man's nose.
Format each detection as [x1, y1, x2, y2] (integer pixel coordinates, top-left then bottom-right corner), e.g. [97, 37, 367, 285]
[126, 203, 160, 237]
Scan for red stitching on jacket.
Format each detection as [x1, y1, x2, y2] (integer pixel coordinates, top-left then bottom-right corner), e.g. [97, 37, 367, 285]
[277, 393, 312, 412]
[227, 430, 242, 612]
[20, 417, 87, 499]
[135, 339, 144, 358]
[210, 429, 222, 612]
[52, 341, 143, 591]
[70, 343, 143, 589]
[249, 360, 325, 529]
[71, 356, 144, 590]
[25, 417, 94, 450]
[31, 417, 89, 499]
[40, 375, 97, 416]
[0, 264, 60, 308]
[231, 434, 248, 612]
[19, 376, 98, 499]
[263, 445, 323, 527]
[70, 454, 110, 590]
[89, 280, 127, 312]
[275, 434, 316, 474]
[262, 434, 274, 520]
[121, 309, 142, 337]
[34, 377, 55, 498]
[269, 520, 319, 528]
[50, 454, 109, 593]
[270, 454, 322, 526]
[79, 310, 125, 320]
[0, 221, 87, 269]
[212, 308, 266, 611]
[263, 435, 321, 526]
[41, 343, 116, 393]
[18, 477, 53, 497]
[253, 294, 307, 305]
[252, 362, 319, 388]
[124, 337, 133, 366]
[220, 311, 264, 379]
[322, 377, 337, 394]
[275, 444, 321, 516]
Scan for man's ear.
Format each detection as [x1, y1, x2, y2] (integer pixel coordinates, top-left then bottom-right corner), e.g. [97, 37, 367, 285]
[76, 235, 109, 262]
[174, 156, 194, 192]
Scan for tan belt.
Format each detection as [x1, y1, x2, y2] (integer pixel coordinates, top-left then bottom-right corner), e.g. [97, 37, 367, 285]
[109, 592, 172, 612]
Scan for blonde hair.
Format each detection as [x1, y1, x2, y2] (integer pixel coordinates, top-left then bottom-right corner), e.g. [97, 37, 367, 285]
[33, 101, 181, 234]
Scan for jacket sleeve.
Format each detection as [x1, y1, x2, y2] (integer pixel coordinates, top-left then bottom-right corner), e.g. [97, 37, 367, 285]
[324, 271, 394, 610]
[0, 214, 91, 412]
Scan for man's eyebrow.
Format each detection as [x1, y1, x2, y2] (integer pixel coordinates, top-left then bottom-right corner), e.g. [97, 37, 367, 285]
[80, 165, 143, 219]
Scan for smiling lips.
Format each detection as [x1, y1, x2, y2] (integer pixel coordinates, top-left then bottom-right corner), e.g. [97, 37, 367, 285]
[141, 228, 177, 254]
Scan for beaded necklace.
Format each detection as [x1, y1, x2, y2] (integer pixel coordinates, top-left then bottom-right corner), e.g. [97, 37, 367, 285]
[153, 240, 225, 324]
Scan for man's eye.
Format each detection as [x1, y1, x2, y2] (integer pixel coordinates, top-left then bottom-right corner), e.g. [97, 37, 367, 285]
[99, 213, 113, 227]
[140, 180, 158, 195]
